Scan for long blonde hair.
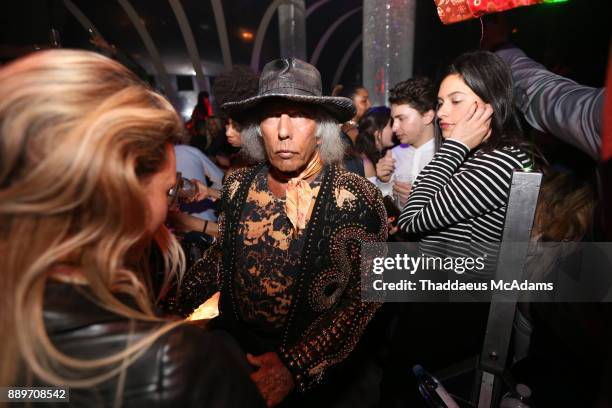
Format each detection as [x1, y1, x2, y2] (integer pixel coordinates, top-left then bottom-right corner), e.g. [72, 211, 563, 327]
[0, 50, 186, 389]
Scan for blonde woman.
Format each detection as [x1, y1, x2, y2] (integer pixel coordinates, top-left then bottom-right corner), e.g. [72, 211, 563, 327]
[0, 50, 263, 407]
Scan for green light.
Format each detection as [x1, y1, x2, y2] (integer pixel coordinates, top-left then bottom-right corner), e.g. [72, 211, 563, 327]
[543, 0, 569, 3]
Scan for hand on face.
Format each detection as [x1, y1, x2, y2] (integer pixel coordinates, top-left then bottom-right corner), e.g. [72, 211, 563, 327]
[448, 103, 493, 150]
[437, 73, 493, 149]
[447, 102, 493, 150]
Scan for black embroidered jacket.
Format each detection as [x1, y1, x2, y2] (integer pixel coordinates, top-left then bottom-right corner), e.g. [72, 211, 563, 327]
[177, 164, 387, 391]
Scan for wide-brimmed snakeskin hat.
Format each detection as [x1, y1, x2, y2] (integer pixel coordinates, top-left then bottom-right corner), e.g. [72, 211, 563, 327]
[221, 58, 355, 123]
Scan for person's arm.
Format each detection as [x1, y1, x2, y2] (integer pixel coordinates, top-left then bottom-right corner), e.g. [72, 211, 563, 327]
[398, 103, 518, 234]
[173, 194, 227, 316]
[397, 139, 525, 235]
[278, 180, 387, 392]
[174, 243, 222, 317]
[188, 179, 221, 203]
[199, 153, 225, 190]
[496, 47, 604, 160]
[167, 211, 219, 237]
[278, 284, 380, 392]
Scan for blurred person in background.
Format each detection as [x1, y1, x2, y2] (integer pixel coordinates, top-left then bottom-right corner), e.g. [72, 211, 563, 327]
[212, 65, 261, 173]
[375, 77, 438, 209]
[332, 84, 372, 176]
[355, 106, 394, 184]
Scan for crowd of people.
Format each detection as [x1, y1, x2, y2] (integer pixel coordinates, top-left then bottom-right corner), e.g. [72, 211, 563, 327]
[0, 24, 609, 408]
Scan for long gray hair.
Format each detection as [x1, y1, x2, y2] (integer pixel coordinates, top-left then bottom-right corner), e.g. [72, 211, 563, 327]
[240, 110, 346, 165]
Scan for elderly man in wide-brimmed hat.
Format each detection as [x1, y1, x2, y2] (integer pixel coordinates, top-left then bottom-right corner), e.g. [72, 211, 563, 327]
[177, 58, 387, 406]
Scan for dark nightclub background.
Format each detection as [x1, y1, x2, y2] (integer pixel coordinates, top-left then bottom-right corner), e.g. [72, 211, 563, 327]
[1, 1, 611, 407]
[1, 0, 610, 92]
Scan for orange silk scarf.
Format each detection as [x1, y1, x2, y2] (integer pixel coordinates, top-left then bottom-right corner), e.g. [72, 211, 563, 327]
[285, 152, 323, 233]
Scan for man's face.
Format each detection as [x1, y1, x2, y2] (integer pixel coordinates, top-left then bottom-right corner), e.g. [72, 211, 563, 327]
[259, 101, 319, 175]
[390, 103, 429, 146]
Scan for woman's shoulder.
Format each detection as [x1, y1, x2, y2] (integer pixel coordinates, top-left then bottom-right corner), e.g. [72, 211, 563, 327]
[475, 144, 532, 171]
[43, 283, 262, 406]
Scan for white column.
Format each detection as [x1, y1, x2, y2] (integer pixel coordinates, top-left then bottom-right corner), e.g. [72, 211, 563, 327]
[278, 0, 307, 61]
[363, 0, 416, 106]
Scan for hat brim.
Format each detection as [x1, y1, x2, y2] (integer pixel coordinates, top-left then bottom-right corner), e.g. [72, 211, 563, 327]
[221, 93, 356, 123]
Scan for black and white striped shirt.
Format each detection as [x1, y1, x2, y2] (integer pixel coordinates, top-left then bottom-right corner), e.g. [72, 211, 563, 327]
[397, 139, 531, 272]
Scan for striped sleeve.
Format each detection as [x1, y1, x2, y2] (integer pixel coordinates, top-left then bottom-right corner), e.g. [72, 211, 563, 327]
[397, 140, 526, 235]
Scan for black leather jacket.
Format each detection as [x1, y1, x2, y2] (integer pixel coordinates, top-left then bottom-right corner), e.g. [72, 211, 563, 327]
[37, 282, 264, 407]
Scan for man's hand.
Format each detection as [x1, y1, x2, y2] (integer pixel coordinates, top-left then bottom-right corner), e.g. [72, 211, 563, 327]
[393, 181, 412, 208]
[448, 102, 493, 150]
[247, 352, 295, 407]
[376, 150, 395, 183]
[187, 179, 221, 202]
[189, 179, 210, 202]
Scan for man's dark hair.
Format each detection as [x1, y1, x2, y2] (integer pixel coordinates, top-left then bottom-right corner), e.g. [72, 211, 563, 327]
[388, 76, 437, 114]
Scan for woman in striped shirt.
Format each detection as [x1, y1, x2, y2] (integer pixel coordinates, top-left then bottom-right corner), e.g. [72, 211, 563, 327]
[397, 51, 531, 273]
